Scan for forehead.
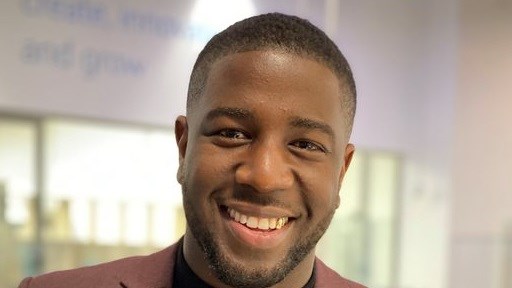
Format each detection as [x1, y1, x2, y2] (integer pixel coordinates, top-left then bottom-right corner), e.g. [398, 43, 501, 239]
[193, 50, 348, 136]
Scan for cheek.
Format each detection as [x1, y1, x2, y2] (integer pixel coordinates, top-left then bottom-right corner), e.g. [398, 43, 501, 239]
[184, 142, 235, 189]
[301, 166, 342, 214]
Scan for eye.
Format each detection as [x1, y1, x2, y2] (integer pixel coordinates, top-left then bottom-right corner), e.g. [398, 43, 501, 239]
[218, 129, 248, 140]
[289, 140, 326, 153]
[209, 129, 251, 147]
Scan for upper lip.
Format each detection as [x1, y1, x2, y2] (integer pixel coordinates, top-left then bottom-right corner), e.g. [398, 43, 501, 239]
[220, 202, 298, 219]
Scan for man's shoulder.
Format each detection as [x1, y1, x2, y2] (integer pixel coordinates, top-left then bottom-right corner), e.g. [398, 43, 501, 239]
[314, 258, 367, 288]
[18, 243, 179, 288]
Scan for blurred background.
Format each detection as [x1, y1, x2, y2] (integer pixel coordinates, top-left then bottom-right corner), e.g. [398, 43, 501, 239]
[0, 0, 511, 287]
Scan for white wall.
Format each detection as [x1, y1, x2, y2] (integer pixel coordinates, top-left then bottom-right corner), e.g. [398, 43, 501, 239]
[451, 1, 512, 287]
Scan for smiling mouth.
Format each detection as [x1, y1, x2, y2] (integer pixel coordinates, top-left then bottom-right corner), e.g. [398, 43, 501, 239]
[226, 207, 290, 231]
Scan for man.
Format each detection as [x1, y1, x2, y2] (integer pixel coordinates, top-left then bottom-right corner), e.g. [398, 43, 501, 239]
[18, 13, 365, 288]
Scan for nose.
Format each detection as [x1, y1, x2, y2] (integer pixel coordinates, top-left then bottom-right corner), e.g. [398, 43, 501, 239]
[235, 140, 294, 193]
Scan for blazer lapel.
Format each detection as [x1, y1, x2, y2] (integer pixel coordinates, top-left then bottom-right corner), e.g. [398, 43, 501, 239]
[115, 240, 181, 288]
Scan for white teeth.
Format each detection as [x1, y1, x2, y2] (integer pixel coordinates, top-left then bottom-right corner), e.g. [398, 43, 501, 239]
[227, 208, 289, 230]
[276, 218, 283, 229]
[258, 218, 270, 230]
[246, 216, 259, 229]
[269, 218, 277, 229]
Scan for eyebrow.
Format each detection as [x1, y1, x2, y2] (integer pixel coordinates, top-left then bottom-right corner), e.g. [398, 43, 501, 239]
[205, 107, 335, 139]
[205, 107, 254, 121]
[290, 117, 335, 140]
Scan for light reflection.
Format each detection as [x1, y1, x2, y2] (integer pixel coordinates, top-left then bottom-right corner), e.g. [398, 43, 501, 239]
[190, 0, 256, 42]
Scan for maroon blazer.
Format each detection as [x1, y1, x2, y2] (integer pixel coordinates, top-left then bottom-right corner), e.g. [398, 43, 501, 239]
[18, 241, 366, 288]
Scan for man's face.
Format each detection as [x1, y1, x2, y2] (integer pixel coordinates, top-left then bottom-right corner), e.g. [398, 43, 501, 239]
[175, 50, 354, 287]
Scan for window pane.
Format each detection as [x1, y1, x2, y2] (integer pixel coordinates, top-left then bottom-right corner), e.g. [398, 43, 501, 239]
[0, 119, 35, 225]
[0, 118, 36, 287]
[368, 153, 399, 287]
[41, 119, 182, 270]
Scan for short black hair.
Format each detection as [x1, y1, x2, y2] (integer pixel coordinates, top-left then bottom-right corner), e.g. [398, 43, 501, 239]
[187, 12, 356, 133]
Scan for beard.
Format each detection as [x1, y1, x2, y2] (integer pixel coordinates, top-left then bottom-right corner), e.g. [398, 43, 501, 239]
[181, 181, 336, 288]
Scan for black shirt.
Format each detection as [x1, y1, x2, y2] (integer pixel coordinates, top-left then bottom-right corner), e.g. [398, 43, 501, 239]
[172, 242, 316, 288]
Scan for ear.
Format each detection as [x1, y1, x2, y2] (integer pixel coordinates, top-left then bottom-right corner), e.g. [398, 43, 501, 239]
[335, 143, 355, 208]
[175, 116, 188, 184]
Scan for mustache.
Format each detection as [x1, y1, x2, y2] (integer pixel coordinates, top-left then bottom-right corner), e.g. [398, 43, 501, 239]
[231, 184, 290, 208]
